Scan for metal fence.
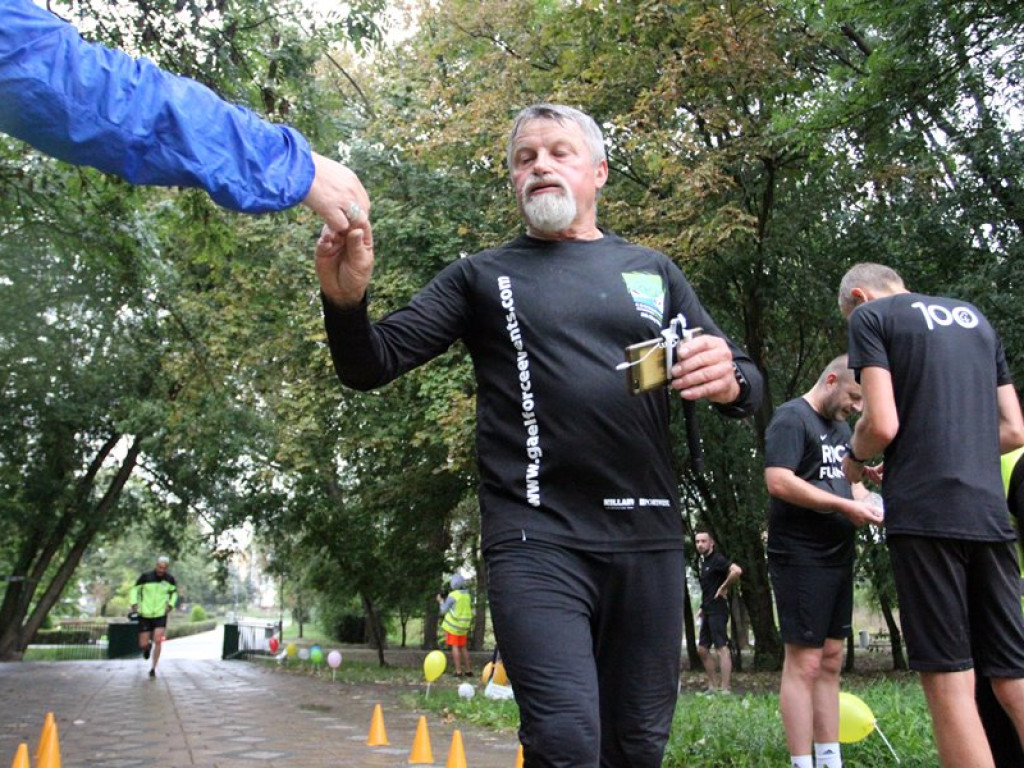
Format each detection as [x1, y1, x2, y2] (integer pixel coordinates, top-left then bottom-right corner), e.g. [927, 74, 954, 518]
[26, 619, 111, 661]
[222, 620, 278, 660]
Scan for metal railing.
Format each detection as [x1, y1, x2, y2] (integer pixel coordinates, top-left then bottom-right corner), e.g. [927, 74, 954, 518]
[26, 619, 110, 661]
[222, 620, 279, 659]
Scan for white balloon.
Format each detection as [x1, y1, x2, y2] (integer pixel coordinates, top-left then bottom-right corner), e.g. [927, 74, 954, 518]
[457, 683, 475, 699]
[298, 648, 310, 660]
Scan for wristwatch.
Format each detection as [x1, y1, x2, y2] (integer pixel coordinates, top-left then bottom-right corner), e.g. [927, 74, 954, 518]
[731, 362, 750, 402]
[844, 443, 865, 463]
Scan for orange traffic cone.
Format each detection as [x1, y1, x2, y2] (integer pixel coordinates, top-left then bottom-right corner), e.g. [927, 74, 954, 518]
[515, 743, 524, 767]
[408, 715, 434, 764]
[10, 743, 30, 768]
[36, 716, 60, 768]
[445, 729, 467, 768]
[34, 712, 54, 761]
[367, 704, 389, 746]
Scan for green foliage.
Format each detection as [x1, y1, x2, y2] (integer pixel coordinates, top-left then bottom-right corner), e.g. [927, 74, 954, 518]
[189, 605, 208, 622]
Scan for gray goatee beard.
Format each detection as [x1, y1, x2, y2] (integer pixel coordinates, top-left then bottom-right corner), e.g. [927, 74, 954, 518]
[522, 178, 577, 234]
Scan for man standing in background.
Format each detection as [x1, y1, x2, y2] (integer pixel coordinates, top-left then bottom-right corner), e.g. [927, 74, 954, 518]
[695, 531, 742, 695]
[765, 355, 883, 768]
[131, 556, 178, 678]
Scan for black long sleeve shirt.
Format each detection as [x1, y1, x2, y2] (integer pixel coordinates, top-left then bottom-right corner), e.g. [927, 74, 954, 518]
[324, 232, 763, 553]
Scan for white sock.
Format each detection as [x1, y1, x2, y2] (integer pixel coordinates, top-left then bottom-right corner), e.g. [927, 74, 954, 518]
[815, 742, 842, 768]
[789, 756, 813, 768]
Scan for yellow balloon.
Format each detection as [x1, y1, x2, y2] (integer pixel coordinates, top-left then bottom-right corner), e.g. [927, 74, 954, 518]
[423, 650, 446, 682]
[481, 662, 493, 686]
[838, 692, 875, 743]
[286, 642, 297, 658]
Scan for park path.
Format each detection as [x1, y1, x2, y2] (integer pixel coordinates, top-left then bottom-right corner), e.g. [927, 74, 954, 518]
[0, 628, 522, 767]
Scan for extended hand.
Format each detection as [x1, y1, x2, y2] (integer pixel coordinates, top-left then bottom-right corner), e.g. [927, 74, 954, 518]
[843, 499, 884, 527]
[862, 462, 884, 486]
[670, 335, 740, 404]
[303, 153, 372, 239]
[314, 223, 375, 309]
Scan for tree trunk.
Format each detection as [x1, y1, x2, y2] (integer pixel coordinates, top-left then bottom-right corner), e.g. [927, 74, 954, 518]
[740, 555, 783, 671]
[682, 575, 700, 670]
[471, 543, 487, 652]
[0, 434, 121, 657]
[880, 593, 907, 671]
[362, 593, 388, 667]
[729, 593, 747, 673]
[422, 595, 440, 650]
[844, 631, 855, 673]
[0, 435, 140, 660]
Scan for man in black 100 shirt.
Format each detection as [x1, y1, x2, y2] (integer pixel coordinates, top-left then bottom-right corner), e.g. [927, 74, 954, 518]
[314, 103, 764, 767]
[840, 263, 1024, 767]
[765, 355, 882, 768]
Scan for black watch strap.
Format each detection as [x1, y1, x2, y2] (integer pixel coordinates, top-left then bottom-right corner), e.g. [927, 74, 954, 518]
[731, 362, 750, 403]
[845, 443, 865, 463]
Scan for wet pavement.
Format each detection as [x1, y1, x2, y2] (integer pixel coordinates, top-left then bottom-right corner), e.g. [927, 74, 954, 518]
[0, 629, 522, 767]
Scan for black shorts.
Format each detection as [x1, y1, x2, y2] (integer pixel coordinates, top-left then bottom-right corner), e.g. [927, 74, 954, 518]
[769, 559, 853, 647]
[138, 615, 167, 633]
[698, 611, 729, 649]
[888, 535, 1024, 675]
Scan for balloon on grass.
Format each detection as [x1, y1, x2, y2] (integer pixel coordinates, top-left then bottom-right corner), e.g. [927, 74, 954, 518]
[423, 650, 446, 682]
[310, 647, 324, 665]
[286, 642, 297, 658]
[458, 683, 475, 699]
[482, 660, 509, 686]
[298, 647, 310, 661]
[838, 692, 875, 743]
[327, 650, 342, 669]
[268, 637, 279, 653]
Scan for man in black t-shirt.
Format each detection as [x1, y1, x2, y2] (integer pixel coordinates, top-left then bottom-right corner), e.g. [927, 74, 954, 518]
[695, 531, 742, 694]
[765, 355, 882, 768]
[839, 263, 1024, 767]
[314, 104, 764, 768]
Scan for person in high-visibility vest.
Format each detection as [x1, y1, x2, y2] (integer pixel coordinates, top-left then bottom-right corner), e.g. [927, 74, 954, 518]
[977, 447, 1024, 767]
[130, 556, 178, 678]
[437, 573, 474, 678]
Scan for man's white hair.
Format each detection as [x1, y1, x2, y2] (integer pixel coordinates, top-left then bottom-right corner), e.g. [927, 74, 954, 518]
[506, 103, 606, 173]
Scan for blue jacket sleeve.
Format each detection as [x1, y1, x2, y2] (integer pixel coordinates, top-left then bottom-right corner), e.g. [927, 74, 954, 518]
[0, 0, 315, 213]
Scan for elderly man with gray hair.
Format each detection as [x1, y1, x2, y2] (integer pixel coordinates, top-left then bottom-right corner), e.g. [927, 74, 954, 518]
[315, 103, 763, 766]
[130, 556, 177, 678]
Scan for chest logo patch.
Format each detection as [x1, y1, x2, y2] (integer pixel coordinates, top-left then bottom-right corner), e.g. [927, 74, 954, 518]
[621, 272, 665, 326]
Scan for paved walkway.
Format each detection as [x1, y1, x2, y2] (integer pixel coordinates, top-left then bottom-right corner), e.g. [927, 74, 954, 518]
[0, 629, 522, 767]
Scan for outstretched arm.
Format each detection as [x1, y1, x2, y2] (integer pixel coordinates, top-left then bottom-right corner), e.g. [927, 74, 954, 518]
[765, 466, 884, 527]
[0, 0, 368, 224]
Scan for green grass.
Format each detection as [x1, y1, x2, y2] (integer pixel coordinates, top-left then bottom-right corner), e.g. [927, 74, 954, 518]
[404, 674, 935, 766]
[257, 649, 938, 765]
[664, 678, 933, 766]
